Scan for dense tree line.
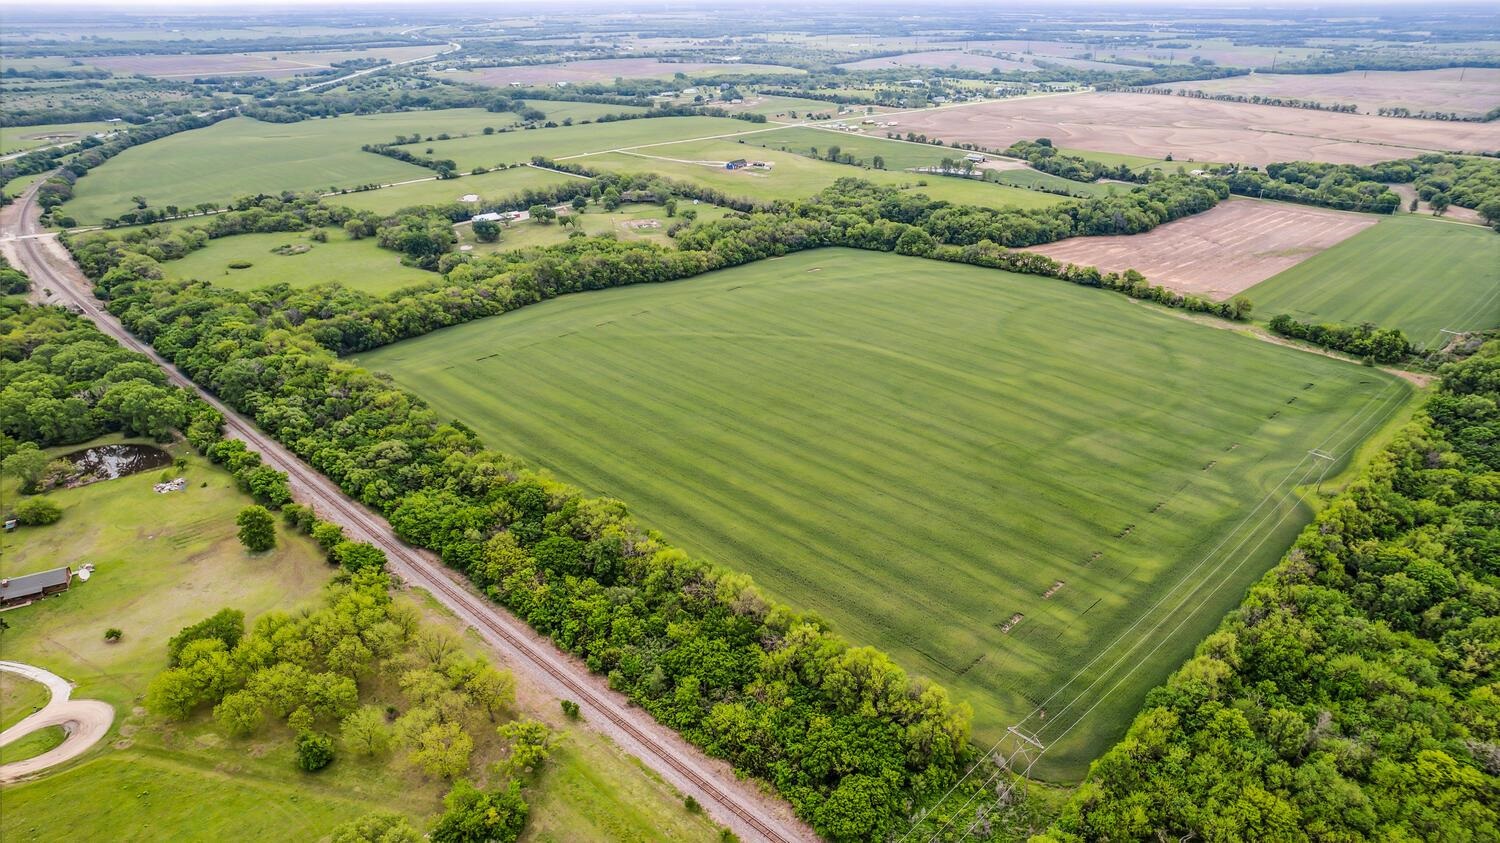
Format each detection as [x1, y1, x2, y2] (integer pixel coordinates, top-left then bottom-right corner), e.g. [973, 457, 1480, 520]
[1268, 314, 1414, 363]
[0, 79, 237, 127]
[0, 255, 29, 295]
[1040, 342, 1500, 841]
[1005, 139, 1143, 183]
[0, 301, 193, 449]
[1209, 155, 1500, 226]
[150, 571, 545, 841]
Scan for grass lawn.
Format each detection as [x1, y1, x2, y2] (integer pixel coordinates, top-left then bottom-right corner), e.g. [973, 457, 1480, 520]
[358, 248, 1405, 780]
[160, 229, 435, 295]
[0, 435, 721, 841]
[0, 121, 117, 156]
[330, 166, 585, 216]
[0, 674, 52, 730]
[1244, 214, 1500, 343]
[581, 139, 1067, 209]
[422, 116, 757, 171]
[746, 125, 959, 171]
[61, 110, 521, 223]
[985, 167, 1119, 198]
[1061, 147, 1183, 173]
[458, 203, 737, 254]
[520, 99, 649, 123]
[0, 726, 66, 764]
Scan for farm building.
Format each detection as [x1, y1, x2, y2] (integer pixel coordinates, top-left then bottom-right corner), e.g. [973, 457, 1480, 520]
[0, 566, 72, 607]
[471, 212, 504, 222]
[726, 159, 748, 170]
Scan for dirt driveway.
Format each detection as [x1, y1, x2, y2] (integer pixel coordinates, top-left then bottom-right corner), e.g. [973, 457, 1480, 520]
[0, 661, 114, 782]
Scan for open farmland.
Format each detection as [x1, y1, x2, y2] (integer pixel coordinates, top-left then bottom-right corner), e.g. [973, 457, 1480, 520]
[83, 45, 442, 78]
[330, 164, 585, 215]
[358, 248, 1404, 778]
[452, 59, 803, 86]
[1245, 214, 1500, 342]
[838, 49, 1134, 73]
[1154, 68, 1500, 119]
[418, 115, 758, 171]
[160, 229, 435, 294]
[1028, 198, 1379, 300]
[60, 110, 521, 223]
[889, 92, 1500, 165]
[0, 121, 117, 155]
[579, 138, 1067, 208]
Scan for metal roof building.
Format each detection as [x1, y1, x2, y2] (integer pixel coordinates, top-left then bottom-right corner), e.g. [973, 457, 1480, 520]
[0, 567, 71, 607]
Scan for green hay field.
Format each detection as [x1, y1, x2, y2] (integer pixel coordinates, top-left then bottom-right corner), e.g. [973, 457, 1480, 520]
[1245, 214, 1500, 343]
[580, 137, 1067, 208]
[0, 436, 719, 842]
[420, 116, 758, 171]
[60, 110, 521, 223]
[160, 228, 435, 294]
[358, 248, 1406, 779]
[330, 165, 586, 216]
[0, 121, 117, 155]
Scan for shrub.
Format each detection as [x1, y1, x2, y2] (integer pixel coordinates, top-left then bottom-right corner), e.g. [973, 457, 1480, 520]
[14, 496, 62, 525]
[295, 731, 335, 772]
[236, 505, 276, 552]
[560, 700, 580, 719]
[104, 627, 123, 643]
[227, 260, 252, 269]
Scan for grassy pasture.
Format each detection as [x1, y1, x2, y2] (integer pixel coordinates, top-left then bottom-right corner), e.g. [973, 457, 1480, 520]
[160, 229, 435, 295]
[581, 138, 1066, 208]
[420, 116, 757, 171]
[0, 436, 719, 841]
[60, 110, 522, 223]
[330, 165, 584, 215]
[0, 674, 52, 730]
[358, 248, 1403, 779]
[456, 203, 737, 254]
[0, 121, 117, 155]
[745, 125, 957, 170]
[520, 99, 649, 123]
[1244, 214, 1500, 343]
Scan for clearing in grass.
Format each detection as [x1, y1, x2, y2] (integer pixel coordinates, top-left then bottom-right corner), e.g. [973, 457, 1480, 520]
[159, 228, 435, 295]
[357, 248, 1405, 779]
[580, 138, 1067, 208]
[420, 116, 759, 172]
[1244, 214, 1500, 343]
[330, 165, 584, 216]
[60, 110, 524, 223]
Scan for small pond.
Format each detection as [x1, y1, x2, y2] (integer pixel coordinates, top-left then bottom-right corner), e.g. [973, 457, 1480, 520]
[61, 443, 173, 485]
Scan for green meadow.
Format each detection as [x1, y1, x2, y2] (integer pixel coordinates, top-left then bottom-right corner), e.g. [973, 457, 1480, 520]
[420, 115, 757, 171]
[358, 248, 1405, 779]
[581, 137, 1067, 208]
[0, 436, 720, 841]
[1245, 214, 1500, 343]
[0, 121, 118, 155]
[60, 110, 521, 223]
[160, 229, 435, 294]
[330, 165, 585, 215]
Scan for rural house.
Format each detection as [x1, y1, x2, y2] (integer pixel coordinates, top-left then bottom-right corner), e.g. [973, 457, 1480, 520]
[0, 566, 72, 607]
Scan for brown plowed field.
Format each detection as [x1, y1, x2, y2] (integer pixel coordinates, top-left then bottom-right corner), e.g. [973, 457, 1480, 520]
[1027, 199, 1379, 300]
[892, 92, 1500, 165]
[1155, 68, 1500, 118]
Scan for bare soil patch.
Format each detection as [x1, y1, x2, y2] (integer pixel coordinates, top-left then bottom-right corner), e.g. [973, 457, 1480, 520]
[1384, 183, 1487, 225]
[892, 92, 1500, 165]
[1152, 68, 1500, 119]
[1028, 198, 1378, 300]
[456, 59, 799, 86]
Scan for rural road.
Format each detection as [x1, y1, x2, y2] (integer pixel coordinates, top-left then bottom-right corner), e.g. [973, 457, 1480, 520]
[0, 662, 114, 783]
[0, 179, 814, 843]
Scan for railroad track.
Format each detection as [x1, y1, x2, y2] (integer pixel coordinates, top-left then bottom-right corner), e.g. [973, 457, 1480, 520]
[0, 178, 809, 843]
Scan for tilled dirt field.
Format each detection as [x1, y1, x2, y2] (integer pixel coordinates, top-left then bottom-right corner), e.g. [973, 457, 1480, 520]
[1152, 68, 1500, 119]
[892, 92, 1500, 165]
[1027, 198, 1379, 300]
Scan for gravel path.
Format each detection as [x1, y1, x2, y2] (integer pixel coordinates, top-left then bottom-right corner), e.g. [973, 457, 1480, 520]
[0, 661, 114, 783]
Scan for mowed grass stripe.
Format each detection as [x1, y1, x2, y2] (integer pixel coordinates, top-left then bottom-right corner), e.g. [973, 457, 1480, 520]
[358, 249, 1402, 779]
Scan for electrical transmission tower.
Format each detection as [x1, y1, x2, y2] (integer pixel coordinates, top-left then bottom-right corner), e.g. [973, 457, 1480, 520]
[958, 726, 1045, 840]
